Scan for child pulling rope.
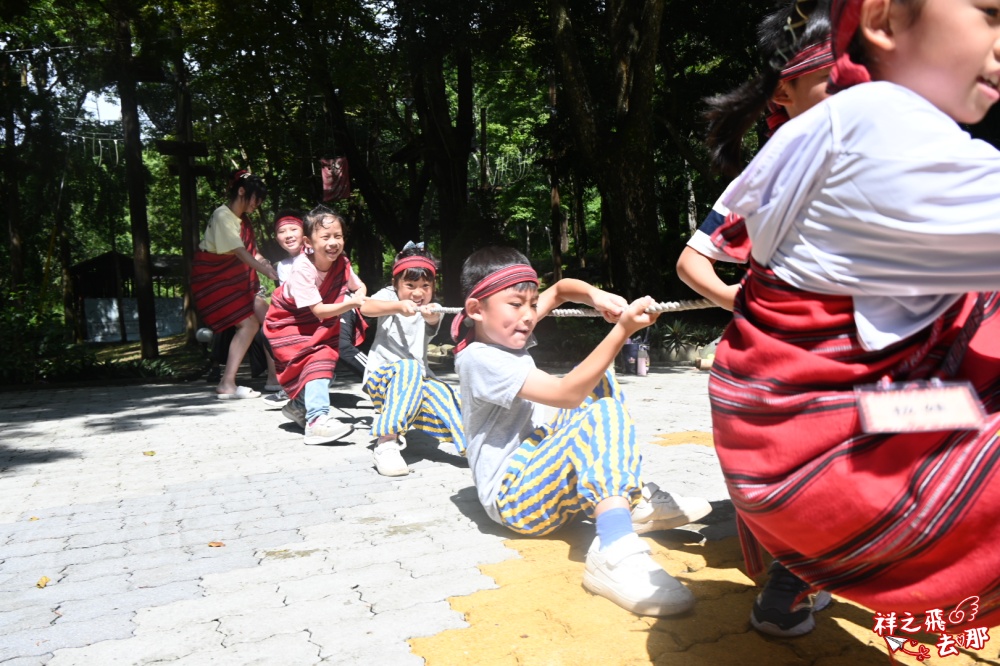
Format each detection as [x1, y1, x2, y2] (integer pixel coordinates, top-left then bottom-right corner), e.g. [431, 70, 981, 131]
[428, 298, 717, 317]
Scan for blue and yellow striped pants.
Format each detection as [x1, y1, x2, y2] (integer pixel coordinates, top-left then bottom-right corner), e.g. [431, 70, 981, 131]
[496, 370, 641, 536]
[363, 359, 466, 454]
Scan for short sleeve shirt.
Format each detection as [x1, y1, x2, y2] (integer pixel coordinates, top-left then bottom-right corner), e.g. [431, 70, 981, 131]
[723, 81, 1000, 350]
[284, 254, 362, 310]
[456, 341, 548, 523]
[199, 205, 245, 254]
[686, 180, 743, 264]
[362, 286, 442, 383]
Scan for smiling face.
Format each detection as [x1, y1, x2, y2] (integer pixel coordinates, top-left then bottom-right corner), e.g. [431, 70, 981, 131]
[276, 223, 304, 257]
[875, 0, 1000, 123]
[304, 217, 345, 271]
[395, 274, 434, 306]
[469, 285, 539, 350]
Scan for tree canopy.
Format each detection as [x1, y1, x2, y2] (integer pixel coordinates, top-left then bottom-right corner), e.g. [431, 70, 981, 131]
[20, 0, 988, 352]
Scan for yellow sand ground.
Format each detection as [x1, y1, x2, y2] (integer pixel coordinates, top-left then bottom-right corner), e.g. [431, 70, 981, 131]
[411, 435, 1000, 666]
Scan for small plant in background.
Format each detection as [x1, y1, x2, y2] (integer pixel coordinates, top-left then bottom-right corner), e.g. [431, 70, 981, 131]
[687, 323, 725, 348]
[0, 289, 185, 385]
[651, 319, 693, 355]
[0, 289, 90, 384]
[647, 319, 725, 355]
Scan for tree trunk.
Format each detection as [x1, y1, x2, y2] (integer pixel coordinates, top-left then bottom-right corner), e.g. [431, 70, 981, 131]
[548, 0, 665, 299]
[116, 16, 158, 358]
[2, 52, 24, 287]
[173, 29, 199, 345]
[570, 173, 587, 268]
[413, 48, 475, 305]
[319, 79, 415, 251]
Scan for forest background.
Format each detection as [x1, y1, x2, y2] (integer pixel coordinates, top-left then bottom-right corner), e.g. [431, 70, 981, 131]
[5, 0, 1000, 376]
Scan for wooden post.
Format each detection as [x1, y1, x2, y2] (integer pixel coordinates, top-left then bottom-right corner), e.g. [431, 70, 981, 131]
[116, 15, 158, 358]
[173, 27, 200, 344]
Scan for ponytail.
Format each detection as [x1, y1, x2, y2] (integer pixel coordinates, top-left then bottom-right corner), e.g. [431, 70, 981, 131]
[703, 0, 832, 177]
[703, 71, 780, 178]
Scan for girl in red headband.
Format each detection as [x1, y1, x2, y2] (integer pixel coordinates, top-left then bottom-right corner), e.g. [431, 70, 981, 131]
[679, 0, 838, 639]
[677, 0, 834, 313]
[711, 0, 1000, 633]
[454, 246, 712, 617]
[357, 242, 464, 476]
[191, 169, 280, 399]
[264, 205, 367, 445]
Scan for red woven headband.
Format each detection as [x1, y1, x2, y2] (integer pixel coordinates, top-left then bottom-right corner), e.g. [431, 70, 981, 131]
[229, 169, 249, 190]
[392, 256, 437, 277]
[766, 38, 835, 134]
[274, 215, 303, 234]
[780, 39, 834, 81]
[828, 0, 870, 92]
[451, 264, 539, 354]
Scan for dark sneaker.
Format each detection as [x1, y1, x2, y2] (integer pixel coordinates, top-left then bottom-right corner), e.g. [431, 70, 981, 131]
[281, 401, 307, 429]
[751, 561, 832, 637]
[263, 389, 289, 407]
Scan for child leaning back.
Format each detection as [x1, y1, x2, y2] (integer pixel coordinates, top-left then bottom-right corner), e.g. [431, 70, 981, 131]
[264, 205, 368, 445]
[358, 242, 465, 477]
[454, 246, 712, 616]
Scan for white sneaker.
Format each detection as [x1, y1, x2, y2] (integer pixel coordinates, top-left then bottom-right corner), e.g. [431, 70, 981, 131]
[303, 414, 352, 445]
[583, 533, 694, 616]
[631, 482, 712, 534]
[372, 436, 409, 476]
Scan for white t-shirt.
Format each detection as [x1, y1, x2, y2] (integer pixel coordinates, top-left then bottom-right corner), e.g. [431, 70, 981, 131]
[276, 256, 296, 284]
[686, 180, 742, 263]
[456, 341, 548, 523]
[362, 286, 442, 384]
[724, 81, 1000, 350]
[283, 253, 362, 310]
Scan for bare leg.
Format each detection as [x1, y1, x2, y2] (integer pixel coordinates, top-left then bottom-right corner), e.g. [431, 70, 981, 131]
[218, 316, 259, 395]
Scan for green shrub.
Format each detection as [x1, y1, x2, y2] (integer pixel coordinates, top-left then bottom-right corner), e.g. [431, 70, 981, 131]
[0, 290, 181, 384]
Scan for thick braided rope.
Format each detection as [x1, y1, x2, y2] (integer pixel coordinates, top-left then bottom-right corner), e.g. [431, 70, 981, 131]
[429, 298, 717, 317]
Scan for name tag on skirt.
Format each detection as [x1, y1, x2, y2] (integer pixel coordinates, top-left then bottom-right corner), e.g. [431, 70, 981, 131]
[855, 381, 986, 433]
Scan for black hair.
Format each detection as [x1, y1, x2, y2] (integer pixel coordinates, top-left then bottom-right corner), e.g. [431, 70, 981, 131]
[460, 246, 537, 301]
[304, 204, 348, 239]
[273, 209, 304, 227]
[703, 0, 831, 177]
[226, 169, 267, 204]
[393, 245, 438, 285]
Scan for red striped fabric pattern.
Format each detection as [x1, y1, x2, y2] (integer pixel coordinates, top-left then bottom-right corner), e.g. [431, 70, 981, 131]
[191, 215, 260, 332]
[264, 255, 367, 400]
[710, 260, 1000, 627]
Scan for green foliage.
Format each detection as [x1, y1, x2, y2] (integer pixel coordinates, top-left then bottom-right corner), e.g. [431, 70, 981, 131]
[648, 318, 723, 354]
[0, 289, 91, 384]
[0, 289, 182, 385]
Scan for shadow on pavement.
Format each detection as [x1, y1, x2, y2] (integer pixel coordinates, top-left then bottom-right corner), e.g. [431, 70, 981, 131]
[0, 443, 80, 471]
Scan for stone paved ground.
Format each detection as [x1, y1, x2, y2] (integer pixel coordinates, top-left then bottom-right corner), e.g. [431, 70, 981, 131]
[0, 366, 995, 665]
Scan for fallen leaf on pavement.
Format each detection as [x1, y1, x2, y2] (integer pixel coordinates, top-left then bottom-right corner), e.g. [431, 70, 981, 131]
[143, 451, 156, 456]
[36, 576, 50, 588]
